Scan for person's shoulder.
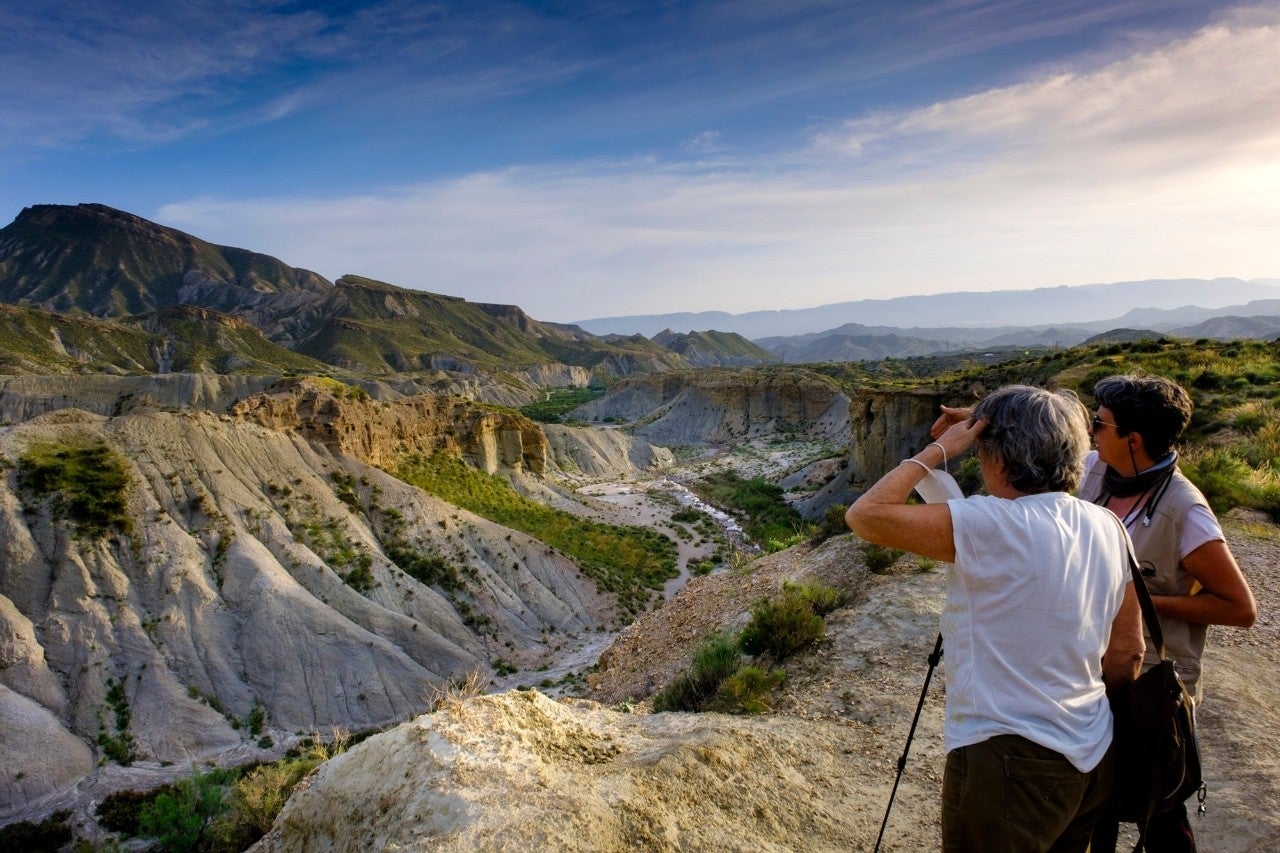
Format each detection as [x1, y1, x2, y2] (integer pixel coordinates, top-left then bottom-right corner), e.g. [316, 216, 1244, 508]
[1076, 496, 1123, 527]
[1168, 467, 1214, 514]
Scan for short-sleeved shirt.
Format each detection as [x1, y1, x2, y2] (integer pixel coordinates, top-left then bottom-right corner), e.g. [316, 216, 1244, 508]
[945, 492, 1129, 772]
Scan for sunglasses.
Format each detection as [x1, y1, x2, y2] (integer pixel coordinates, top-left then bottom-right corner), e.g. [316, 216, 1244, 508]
[1091, 414, 1119, 433]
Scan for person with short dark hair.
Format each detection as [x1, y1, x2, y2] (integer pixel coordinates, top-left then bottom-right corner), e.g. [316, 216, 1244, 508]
[1084, 374, 1256, 851]
[848, 385, 1144, 852]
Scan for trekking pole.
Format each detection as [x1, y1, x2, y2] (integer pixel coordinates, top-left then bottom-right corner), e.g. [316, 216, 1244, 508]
[873, 633, 943, 853]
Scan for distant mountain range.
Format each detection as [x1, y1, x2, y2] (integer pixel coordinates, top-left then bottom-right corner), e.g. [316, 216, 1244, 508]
[753, 304, 1280, 363]
[3, 203, 1278, 377]
[575, 279, 1280, 339]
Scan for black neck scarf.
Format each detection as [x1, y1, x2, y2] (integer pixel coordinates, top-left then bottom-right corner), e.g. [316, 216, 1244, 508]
[1102, 451, 1177, 498]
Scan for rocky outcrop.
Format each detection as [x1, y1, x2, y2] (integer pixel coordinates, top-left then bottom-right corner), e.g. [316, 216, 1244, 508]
[542, 424, 673, 481]
[845, 388, 950, 487]
[572, 370, 850, 445]
[230, 379, 549, 474]
[254, 690, 875, 852]
[783, 388, 948, 518]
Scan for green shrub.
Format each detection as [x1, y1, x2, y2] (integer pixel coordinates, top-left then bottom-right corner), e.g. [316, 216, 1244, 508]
[17, 437, 133, 538]
[341, 563, 375, 593]
[1192, 369, 1225, 391]
[652, 633, 742, 712]
[671, 506, 708, 524]
[139, 770, 226, 852]
[861, 543, 905, 573]
[97, 677, 137, 765]
[713, 665, 785, 714]
[814, 503, 849, 542]
[0, 810, 72, 852]
[246, 702, 266, 737]
[738, 585, 826, 662]
[98, 787, 163, 834]
[688, 557, 717, 576]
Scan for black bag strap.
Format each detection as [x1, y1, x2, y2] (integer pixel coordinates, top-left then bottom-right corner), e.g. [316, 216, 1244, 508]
[1113, 515, 1167, 661]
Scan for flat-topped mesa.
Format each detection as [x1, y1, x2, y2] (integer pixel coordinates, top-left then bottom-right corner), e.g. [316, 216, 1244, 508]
[230, 377, 547, 474]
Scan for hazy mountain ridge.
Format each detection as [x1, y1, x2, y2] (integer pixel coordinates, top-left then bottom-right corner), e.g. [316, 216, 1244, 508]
[577, 280, 1280, 340]
[751, 299, 1280, 364]
[649, 329, 781, 367]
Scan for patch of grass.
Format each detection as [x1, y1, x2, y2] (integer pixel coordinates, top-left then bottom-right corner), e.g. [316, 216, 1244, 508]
[288, 512, 377, 593]
[1182, 447, 1280, 520]
[652, 632, 742, 713]
[17, 436, 133, 539]
[519, 386, 606, 423]
[713, 665, 786, 714]
[395, 453, 677, 617]
[653, 581, 847, 715]
[693, 470, 814, 551]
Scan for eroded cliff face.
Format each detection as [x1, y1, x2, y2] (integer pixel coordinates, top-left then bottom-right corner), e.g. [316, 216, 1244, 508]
[845, 389, 950, 487]
[231, 379, 549, 474]
[0, 374, 281, 423]
[572, 370, 850, 445]
[0, 395, 626, 819]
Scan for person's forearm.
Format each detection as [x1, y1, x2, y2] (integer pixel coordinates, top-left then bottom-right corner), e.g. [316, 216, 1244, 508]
[1103, 582, 1144, 689]
[849, 443, 947, 512]
[845, 443, 959, 562]
[1153, 591, 1257, 628]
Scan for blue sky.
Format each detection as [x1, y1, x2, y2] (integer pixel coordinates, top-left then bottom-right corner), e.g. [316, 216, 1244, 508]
[3, 1, 1278, 322]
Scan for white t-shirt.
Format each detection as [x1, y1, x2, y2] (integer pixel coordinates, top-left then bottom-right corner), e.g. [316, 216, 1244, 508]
[945, 492, 1128, 772]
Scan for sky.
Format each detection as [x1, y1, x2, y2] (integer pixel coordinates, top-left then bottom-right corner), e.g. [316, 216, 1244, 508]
[3, 1, 1279, 323]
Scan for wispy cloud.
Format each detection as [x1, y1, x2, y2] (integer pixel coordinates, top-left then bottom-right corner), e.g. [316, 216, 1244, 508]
[0, 0, 577, 147]
[817, 7, 1280, 179]
[159, 8, 1280, 321]
[0, 1, 335, 145]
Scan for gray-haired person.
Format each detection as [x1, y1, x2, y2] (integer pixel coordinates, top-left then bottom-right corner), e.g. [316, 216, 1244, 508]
[849, 385, 1143, 852]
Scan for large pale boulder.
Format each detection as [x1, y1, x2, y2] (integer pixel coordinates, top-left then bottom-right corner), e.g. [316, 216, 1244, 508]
[256, 690, 877, 852]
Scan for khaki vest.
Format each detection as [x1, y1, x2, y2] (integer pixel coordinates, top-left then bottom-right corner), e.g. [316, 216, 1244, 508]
[1080, 463, 1209, 700]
